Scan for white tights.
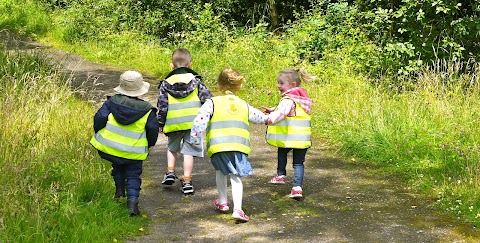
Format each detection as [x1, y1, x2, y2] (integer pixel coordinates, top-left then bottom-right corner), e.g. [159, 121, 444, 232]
[216, 170, 243, 210]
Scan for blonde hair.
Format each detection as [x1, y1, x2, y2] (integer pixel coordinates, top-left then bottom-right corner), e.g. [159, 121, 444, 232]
[279, 68, 316, 86]
[217, 67, 245, 93]
[171, 48, 191, 68]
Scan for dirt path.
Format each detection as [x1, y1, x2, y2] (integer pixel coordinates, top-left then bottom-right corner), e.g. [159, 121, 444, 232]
[3, 30, 480, 242]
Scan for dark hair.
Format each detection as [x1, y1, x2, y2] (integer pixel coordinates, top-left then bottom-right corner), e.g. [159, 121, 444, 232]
[172, 48, 192, 68]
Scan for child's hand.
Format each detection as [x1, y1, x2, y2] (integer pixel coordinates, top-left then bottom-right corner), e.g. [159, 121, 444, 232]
[262, 106, 274, 114]
[265, 117, 273, 125]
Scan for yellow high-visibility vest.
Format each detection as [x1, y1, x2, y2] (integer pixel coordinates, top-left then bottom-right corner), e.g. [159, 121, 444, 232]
[164, 88, 201, 133]
[90, 110, 152, 160]
[266, 98, 311, 148]
[206, 95, 250, 157]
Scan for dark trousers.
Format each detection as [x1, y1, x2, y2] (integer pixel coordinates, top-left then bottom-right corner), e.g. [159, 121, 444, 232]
[111, 161, 143, 199]
[277, 147, 307, 187]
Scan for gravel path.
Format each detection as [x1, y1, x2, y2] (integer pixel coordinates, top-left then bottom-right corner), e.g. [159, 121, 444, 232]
[3, 30, 480, 243]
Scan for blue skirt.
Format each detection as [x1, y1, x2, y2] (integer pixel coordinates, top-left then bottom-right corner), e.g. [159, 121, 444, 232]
[211, 152, 253, 177]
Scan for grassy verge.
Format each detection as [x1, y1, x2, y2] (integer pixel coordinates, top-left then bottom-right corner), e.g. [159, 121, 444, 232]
[314, 63, 480, 223]
[0, 0, 50, 37]
[40, 27, 480, 226]
[3, 0, 480, 235]
[0, 43, 147, 242]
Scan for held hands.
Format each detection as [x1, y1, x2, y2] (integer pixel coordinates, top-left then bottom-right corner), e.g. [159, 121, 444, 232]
[262, 106, 274, 125]
[265, 117, 273, 125]
[262, 106, 274, 114]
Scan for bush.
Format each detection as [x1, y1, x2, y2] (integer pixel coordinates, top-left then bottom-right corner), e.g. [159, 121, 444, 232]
[182, 3, 231, 48]
[283, 1, 380, 77]
[0, 0, 50, 37]
[356, 0, 480, 76]
[49, 0, 191, 43]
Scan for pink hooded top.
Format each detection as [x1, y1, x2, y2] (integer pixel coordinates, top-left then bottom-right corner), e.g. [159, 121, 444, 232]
[267, 87, 313, 124]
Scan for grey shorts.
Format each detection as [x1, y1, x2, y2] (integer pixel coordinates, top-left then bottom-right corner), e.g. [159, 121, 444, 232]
[166, 130, 204, 157]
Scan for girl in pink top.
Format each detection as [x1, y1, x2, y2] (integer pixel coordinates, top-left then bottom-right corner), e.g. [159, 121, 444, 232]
[264, 68, 315, 198]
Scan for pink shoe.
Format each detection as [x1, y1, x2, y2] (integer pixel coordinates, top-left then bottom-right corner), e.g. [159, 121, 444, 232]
[269, 175, 286, 184]
[232, 209, 250, 222]
[289, 187, 303, 198]
[214, 198, 229, 212]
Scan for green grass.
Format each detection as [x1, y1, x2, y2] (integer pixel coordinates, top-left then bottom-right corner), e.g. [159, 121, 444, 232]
[0, 0, 50, 37]
[313, 63, 480, 224]
[40, 26, 295, 115]
[36, 24, 480, 227]
[0, 44, 147, 242]
[3, 0, 480, 237]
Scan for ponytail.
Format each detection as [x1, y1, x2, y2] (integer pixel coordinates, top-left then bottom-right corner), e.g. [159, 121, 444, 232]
[295, 68, 316, 84]
[280, 68, 316, 86]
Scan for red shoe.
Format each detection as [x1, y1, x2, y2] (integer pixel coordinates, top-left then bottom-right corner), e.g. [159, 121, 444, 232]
[232, 209, 250, 222]
[269, 175, 286, 184]
[289, 187, 303, 198]
[214, 198, 229, 212]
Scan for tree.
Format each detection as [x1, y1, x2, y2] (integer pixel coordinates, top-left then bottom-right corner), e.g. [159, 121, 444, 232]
[355, 0, 480, 63]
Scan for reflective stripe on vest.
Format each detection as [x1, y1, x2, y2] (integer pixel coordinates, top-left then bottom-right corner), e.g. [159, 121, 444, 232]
[266, 98, 311, 148]
[90, 110, 151, 160]
[206, 95, 250, 157]
[164, 88, 201, 133]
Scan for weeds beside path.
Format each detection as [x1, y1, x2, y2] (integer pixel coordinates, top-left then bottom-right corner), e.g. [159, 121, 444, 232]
[131, 126, 480, 243]
[5, 31, 480, 243]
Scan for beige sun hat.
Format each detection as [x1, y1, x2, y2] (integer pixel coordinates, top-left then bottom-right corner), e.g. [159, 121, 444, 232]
[114, 70, 150, 97]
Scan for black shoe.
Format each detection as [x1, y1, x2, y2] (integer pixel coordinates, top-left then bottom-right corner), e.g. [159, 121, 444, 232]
[161, 171, 177, 185]
[114, 183, 126, 198]
[127, 198, 140, 216]
[181, 179, 194, 194]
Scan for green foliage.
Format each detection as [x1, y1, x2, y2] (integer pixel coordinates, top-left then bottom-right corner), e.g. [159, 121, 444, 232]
[43, 0, 321, 43]
[48, 0, 227, 43]
[51, 0, 142, 43]
[6, 0, 480, 230]
[220, 0, 316, 28]
[183, 3, 231, 47]
[314, 60, 480, 225]
[0, 0, 50, 37]
[284, 1, 380, 77]
[29, 0, 480, 81]
[356, 0, 480, 76]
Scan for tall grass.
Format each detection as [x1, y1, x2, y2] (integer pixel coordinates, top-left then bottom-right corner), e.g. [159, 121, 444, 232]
[315, 61, 480, 224]
[0, 46, 146, 241]
[0, 0, 50, 37]
[5, 0, 480, 230]
[41, 24, 294, 108]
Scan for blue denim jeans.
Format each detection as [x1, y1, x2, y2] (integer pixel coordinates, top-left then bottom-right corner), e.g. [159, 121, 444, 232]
[111, 161, 143, 199]
[277, 148, 307, 187]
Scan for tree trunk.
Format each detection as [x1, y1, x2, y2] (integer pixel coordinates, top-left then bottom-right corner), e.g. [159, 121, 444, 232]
[268, 0, 279, 30]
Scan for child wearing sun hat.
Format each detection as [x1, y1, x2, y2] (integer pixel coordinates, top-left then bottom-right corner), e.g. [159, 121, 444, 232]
[90, 70, 159, 216]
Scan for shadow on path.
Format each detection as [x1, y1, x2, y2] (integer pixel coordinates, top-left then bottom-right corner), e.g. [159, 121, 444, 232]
[3, 30, 480, 243]
[130, 124, 480, 243]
